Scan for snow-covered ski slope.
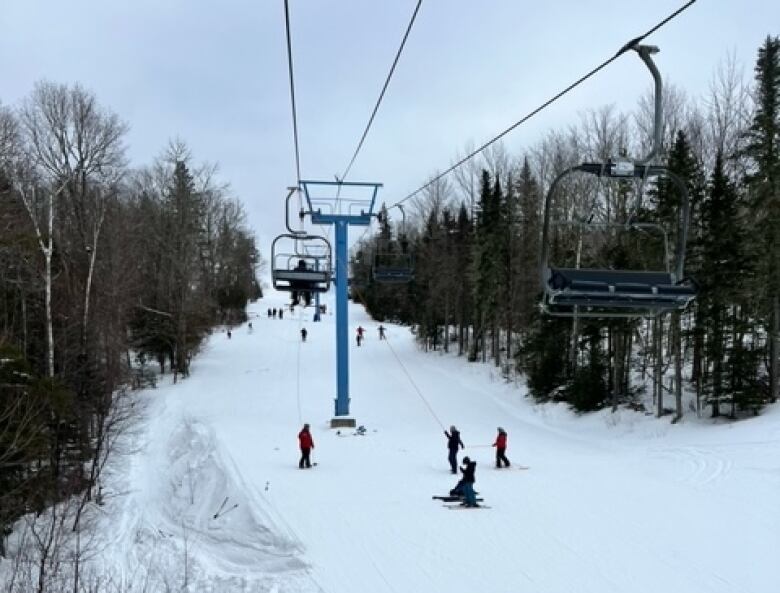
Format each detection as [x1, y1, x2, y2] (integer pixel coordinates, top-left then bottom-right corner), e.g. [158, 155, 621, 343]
[98, 292, 779, 593]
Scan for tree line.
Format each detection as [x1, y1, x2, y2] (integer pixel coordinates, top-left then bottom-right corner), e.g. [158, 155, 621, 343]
[352, 36, 779, 419]
[0, 81, 261, 561]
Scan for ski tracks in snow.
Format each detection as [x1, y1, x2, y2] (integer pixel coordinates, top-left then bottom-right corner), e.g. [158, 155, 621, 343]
[97, 375, 323, 592]
[648, 445, 734, 487]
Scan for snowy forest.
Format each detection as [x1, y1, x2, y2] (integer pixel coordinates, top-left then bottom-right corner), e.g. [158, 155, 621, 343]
[0, 82, 261, 555]
[352, 36, 780, 419]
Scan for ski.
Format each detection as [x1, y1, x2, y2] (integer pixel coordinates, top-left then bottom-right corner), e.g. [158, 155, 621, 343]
[432, 496, 484, 502]
[495, 466, 530, 470]
[444, 504, 491, 510]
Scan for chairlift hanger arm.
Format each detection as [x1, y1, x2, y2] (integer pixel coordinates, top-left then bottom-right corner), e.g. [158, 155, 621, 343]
[285, 186, 306, 235]
[632, 44, 662, 165]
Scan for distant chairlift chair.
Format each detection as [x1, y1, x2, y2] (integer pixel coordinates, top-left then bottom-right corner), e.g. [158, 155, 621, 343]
[372, 249, 414, 283]
[372, 205, 414, 284]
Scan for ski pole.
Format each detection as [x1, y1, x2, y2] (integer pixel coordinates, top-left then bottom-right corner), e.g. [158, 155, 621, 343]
[212, 496, 229, 519]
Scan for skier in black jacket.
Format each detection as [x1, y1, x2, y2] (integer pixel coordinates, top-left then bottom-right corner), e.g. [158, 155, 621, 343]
[444, 425, 464, 474]
[459, 457, 478, 507]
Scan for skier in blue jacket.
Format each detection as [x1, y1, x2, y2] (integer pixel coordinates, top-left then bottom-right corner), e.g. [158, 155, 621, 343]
[459, 457, 478, 507]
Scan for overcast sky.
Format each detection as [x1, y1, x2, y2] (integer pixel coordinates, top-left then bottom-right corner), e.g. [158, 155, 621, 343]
[1, 0, 778, 256]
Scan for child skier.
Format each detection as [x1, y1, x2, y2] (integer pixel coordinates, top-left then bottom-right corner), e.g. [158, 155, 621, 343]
[444, 425, 464, 474]
[298, 423, 314, 469]
[493, 427, 510, 468]
[459, 457, 478, 507]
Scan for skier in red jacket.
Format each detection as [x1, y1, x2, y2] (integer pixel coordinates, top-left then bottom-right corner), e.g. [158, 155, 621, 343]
[298, 423, 314, 469]
[493, 427, 510, 468]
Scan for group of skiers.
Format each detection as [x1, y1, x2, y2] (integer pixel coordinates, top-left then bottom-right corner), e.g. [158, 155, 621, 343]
[444, 425, 509, 507]
[267, 307, 285, 319]
[355, 325, 386, 346]
[295, 422, 510, 508]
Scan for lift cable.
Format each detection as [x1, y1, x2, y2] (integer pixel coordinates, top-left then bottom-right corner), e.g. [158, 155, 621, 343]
[340, 0, 424, 183]
[389, 0, 697, 209]
[283, 0, 302, 187]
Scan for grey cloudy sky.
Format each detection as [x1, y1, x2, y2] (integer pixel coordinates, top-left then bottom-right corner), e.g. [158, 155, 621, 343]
[1, 0, 778, 256]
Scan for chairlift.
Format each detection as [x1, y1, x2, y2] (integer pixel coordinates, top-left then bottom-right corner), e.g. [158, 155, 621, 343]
[271, 233, 332, 293]
[372, 204, 414, 283]
[373, 249, 415, 283]
[539, 45, 696, 319]
[271, 188, 332, 294]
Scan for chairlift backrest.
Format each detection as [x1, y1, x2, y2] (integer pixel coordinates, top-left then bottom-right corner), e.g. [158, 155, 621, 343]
[372, 241, 414, 284]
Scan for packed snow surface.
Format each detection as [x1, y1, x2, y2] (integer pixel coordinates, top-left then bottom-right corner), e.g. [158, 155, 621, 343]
[90, 293, 779, 592]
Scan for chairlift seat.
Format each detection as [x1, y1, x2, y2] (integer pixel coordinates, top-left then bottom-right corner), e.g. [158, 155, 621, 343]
[373, 267, 414, 283]
[546, 267, 695, 313]
[272, 269, 330, 293]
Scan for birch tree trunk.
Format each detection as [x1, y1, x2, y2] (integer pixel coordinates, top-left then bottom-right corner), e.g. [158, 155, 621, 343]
[18, 184, 63, 378]
[673, 311, 683, 423]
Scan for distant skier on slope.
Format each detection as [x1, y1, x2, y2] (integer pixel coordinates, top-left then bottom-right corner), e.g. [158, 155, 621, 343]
[493, 427, 510, 468]
[356, 326, 365, 346]
[459, 456, 479, 507]
[298, 423, 314, 469]
[378, 325, 386, 340]
[301, 327, 308, 342]
[444, 425, 465, 474]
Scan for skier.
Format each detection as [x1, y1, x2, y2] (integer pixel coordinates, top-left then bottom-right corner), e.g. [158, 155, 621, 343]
[301, 327, 308, 342]
[227, 330, 232, 339]
[279, 308, 284, 320]
[459, 457, 479, 507]
[298, 423, 314, 469]
[493, 427, 510, 468]
[272, 308, 277, 318]
[444, 425, 464, 474]
[356, 326, 365, 347]
[378, 325, 386, 340]
[267, 308, 272, 318]
[248, 322, 253, 331]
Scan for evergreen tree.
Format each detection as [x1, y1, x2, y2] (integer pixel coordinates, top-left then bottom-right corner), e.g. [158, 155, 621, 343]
[515, 157, 541, 332]
[699, 153, 750, 414]
[743, 35, 780, 403]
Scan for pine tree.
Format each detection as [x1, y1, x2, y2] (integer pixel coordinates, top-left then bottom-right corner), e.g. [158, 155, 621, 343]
[743, 35, 780, 403]
[700, 152, 752, 415]
[515, 157, 541, 332]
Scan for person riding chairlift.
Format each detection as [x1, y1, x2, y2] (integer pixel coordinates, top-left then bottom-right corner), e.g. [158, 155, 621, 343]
[290, 259, 313, 308]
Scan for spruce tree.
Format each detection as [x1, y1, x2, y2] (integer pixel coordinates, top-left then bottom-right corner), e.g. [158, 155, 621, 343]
[697, 151, 757, 415]
[743, 35, 780, 403]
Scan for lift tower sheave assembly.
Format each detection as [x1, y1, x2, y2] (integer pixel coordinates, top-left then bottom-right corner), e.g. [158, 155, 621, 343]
[299, 179, 381, 428]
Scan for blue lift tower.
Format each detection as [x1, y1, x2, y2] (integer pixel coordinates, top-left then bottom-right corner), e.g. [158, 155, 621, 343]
[300, 180, 381, 428]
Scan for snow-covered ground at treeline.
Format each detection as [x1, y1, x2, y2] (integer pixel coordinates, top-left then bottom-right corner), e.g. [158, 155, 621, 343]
[21, 292, 780, 592]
